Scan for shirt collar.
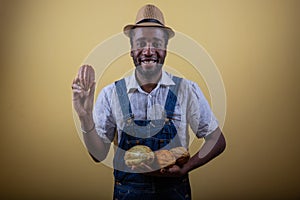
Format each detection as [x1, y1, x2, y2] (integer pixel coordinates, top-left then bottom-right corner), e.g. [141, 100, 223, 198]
[126, 70, 175, 93]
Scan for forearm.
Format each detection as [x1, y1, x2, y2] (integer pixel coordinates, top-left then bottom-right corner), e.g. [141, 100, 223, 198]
[183, 128, 226, 173]
[80, 114, 110, 162]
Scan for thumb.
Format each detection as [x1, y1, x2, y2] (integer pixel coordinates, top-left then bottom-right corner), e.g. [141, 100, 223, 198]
[87, 82, 96, 106]
[89, 82, 96, 95]
[167, 165, 179, 173]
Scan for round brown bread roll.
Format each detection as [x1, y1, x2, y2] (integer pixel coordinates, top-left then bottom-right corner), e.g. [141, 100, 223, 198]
[170, 147, 190, 166]
[155, 149, 176, 169]
[124, 145, 155, 167]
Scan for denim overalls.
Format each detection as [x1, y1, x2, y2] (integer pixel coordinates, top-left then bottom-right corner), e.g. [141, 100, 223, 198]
[113, 76, 191, 200]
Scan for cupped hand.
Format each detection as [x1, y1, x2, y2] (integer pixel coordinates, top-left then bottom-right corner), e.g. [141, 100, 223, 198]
[71, 65, 96, 117]
[131, 163, 188, 177]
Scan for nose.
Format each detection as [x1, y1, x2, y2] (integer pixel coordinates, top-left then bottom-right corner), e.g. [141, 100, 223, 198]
[142, 43, 154, 56]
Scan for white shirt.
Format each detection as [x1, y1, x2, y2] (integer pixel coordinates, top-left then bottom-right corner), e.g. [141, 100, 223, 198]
[93, 70, 219, 148]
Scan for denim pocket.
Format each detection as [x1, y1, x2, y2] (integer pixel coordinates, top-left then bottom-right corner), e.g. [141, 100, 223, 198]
[114, 182, 156, 200]
[172, 188, 190, 200]
[172, 181, 191, 200]
[114, 184, 130, 200]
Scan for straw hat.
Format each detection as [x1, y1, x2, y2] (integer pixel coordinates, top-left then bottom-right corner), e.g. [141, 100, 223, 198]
[123, 4, 175, 38]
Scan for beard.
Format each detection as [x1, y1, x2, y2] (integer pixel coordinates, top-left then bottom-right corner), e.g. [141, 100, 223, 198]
[131, 48, 167, 82]
[135, 63, 163, 80]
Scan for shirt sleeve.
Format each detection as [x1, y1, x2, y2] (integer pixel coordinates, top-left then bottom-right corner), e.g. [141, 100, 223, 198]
[187, 81, 219, 138]
[93, 84, 116, 143]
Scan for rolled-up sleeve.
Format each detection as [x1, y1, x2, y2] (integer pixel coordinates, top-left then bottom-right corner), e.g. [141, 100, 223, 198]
[187, 81, 219, 138]
[93, 84, 116, 143]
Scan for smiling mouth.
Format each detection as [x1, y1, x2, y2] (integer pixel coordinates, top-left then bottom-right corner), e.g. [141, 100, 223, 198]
[140, 58, 158, 65]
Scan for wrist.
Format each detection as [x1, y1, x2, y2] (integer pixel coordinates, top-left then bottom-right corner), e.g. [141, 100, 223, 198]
[79, 113, 93, 122]
[81, 123, 95, 134]
[79, 114, 94, 131]
[181, 164, 190, 174]
[181, 161, 193, 174]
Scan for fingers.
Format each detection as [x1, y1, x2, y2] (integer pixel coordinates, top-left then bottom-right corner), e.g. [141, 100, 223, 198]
[72, 81, 95, 94]
[72, 82, 82, 90]
[72, 77, 86, 100]
[72, 84, 88, 94]
[83, 65, 88, 90]
[72, 83, 81, 101]
[77, 65, 95, 91]
[86, 65, 95, 89]
[74, 75, 84, 89]
[77, 65, 85, 89]
[78, 66, 83, 87]
[130, 163, 178, 175]
[72, 78, 81, 94]
[166, 164, 180, 172]
[131, 162, 154, 173]
[89, 68, 95, 89]
[140, 163, 154, 171]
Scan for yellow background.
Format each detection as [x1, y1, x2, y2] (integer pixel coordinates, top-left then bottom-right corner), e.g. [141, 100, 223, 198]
[0, 0, 299, 199]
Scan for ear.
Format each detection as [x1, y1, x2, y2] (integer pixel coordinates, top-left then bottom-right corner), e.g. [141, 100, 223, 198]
[130, 50, 134, 57]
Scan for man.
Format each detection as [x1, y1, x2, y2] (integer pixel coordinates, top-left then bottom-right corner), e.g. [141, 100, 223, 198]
[72, 4, 226, 200]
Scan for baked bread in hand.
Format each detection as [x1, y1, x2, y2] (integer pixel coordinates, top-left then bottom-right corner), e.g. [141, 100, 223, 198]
[170, 147, 190, 166]
[124, 145, 155, 167]
[155, 149, 176, 169]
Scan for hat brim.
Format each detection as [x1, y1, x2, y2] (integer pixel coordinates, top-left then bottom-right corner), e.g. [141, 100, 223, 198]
[123, 23, 175, 38]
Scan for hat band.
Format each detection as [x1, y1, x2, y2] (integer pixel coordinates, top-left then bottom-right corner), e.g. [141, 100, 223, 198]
[136, 18, 164, 26]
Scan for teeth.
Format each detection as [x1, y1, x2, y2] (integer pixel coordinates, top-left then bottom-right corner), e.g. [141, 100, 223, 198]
[142, 60, 156, 64]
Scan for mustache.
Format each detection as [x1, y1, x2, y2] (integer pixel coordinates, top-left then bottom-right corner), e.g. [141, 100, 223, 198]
[139, 57, 158, 62]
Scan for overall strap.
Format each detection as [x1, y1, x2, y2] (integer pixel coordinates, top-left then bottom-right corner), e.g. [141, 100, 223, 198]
[115, 79, 133, 119]
[164, 76, 182, 118]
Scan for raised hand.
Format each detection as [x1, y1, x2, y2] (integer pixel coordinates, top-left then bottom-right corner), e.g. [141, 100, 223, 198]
[72, 65, 96, 118]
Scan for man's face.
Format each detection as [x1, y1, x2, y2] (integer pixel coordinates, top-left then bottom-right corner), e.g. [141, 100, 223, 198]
[130, 27, 168, 78]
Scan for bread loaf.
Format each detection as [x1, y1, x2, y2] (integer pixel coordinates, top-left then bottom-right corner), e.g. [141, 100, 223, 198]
[124, 145, 155, 167]
[155, 149, 176, 168]
[170, 147, 190, 166]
